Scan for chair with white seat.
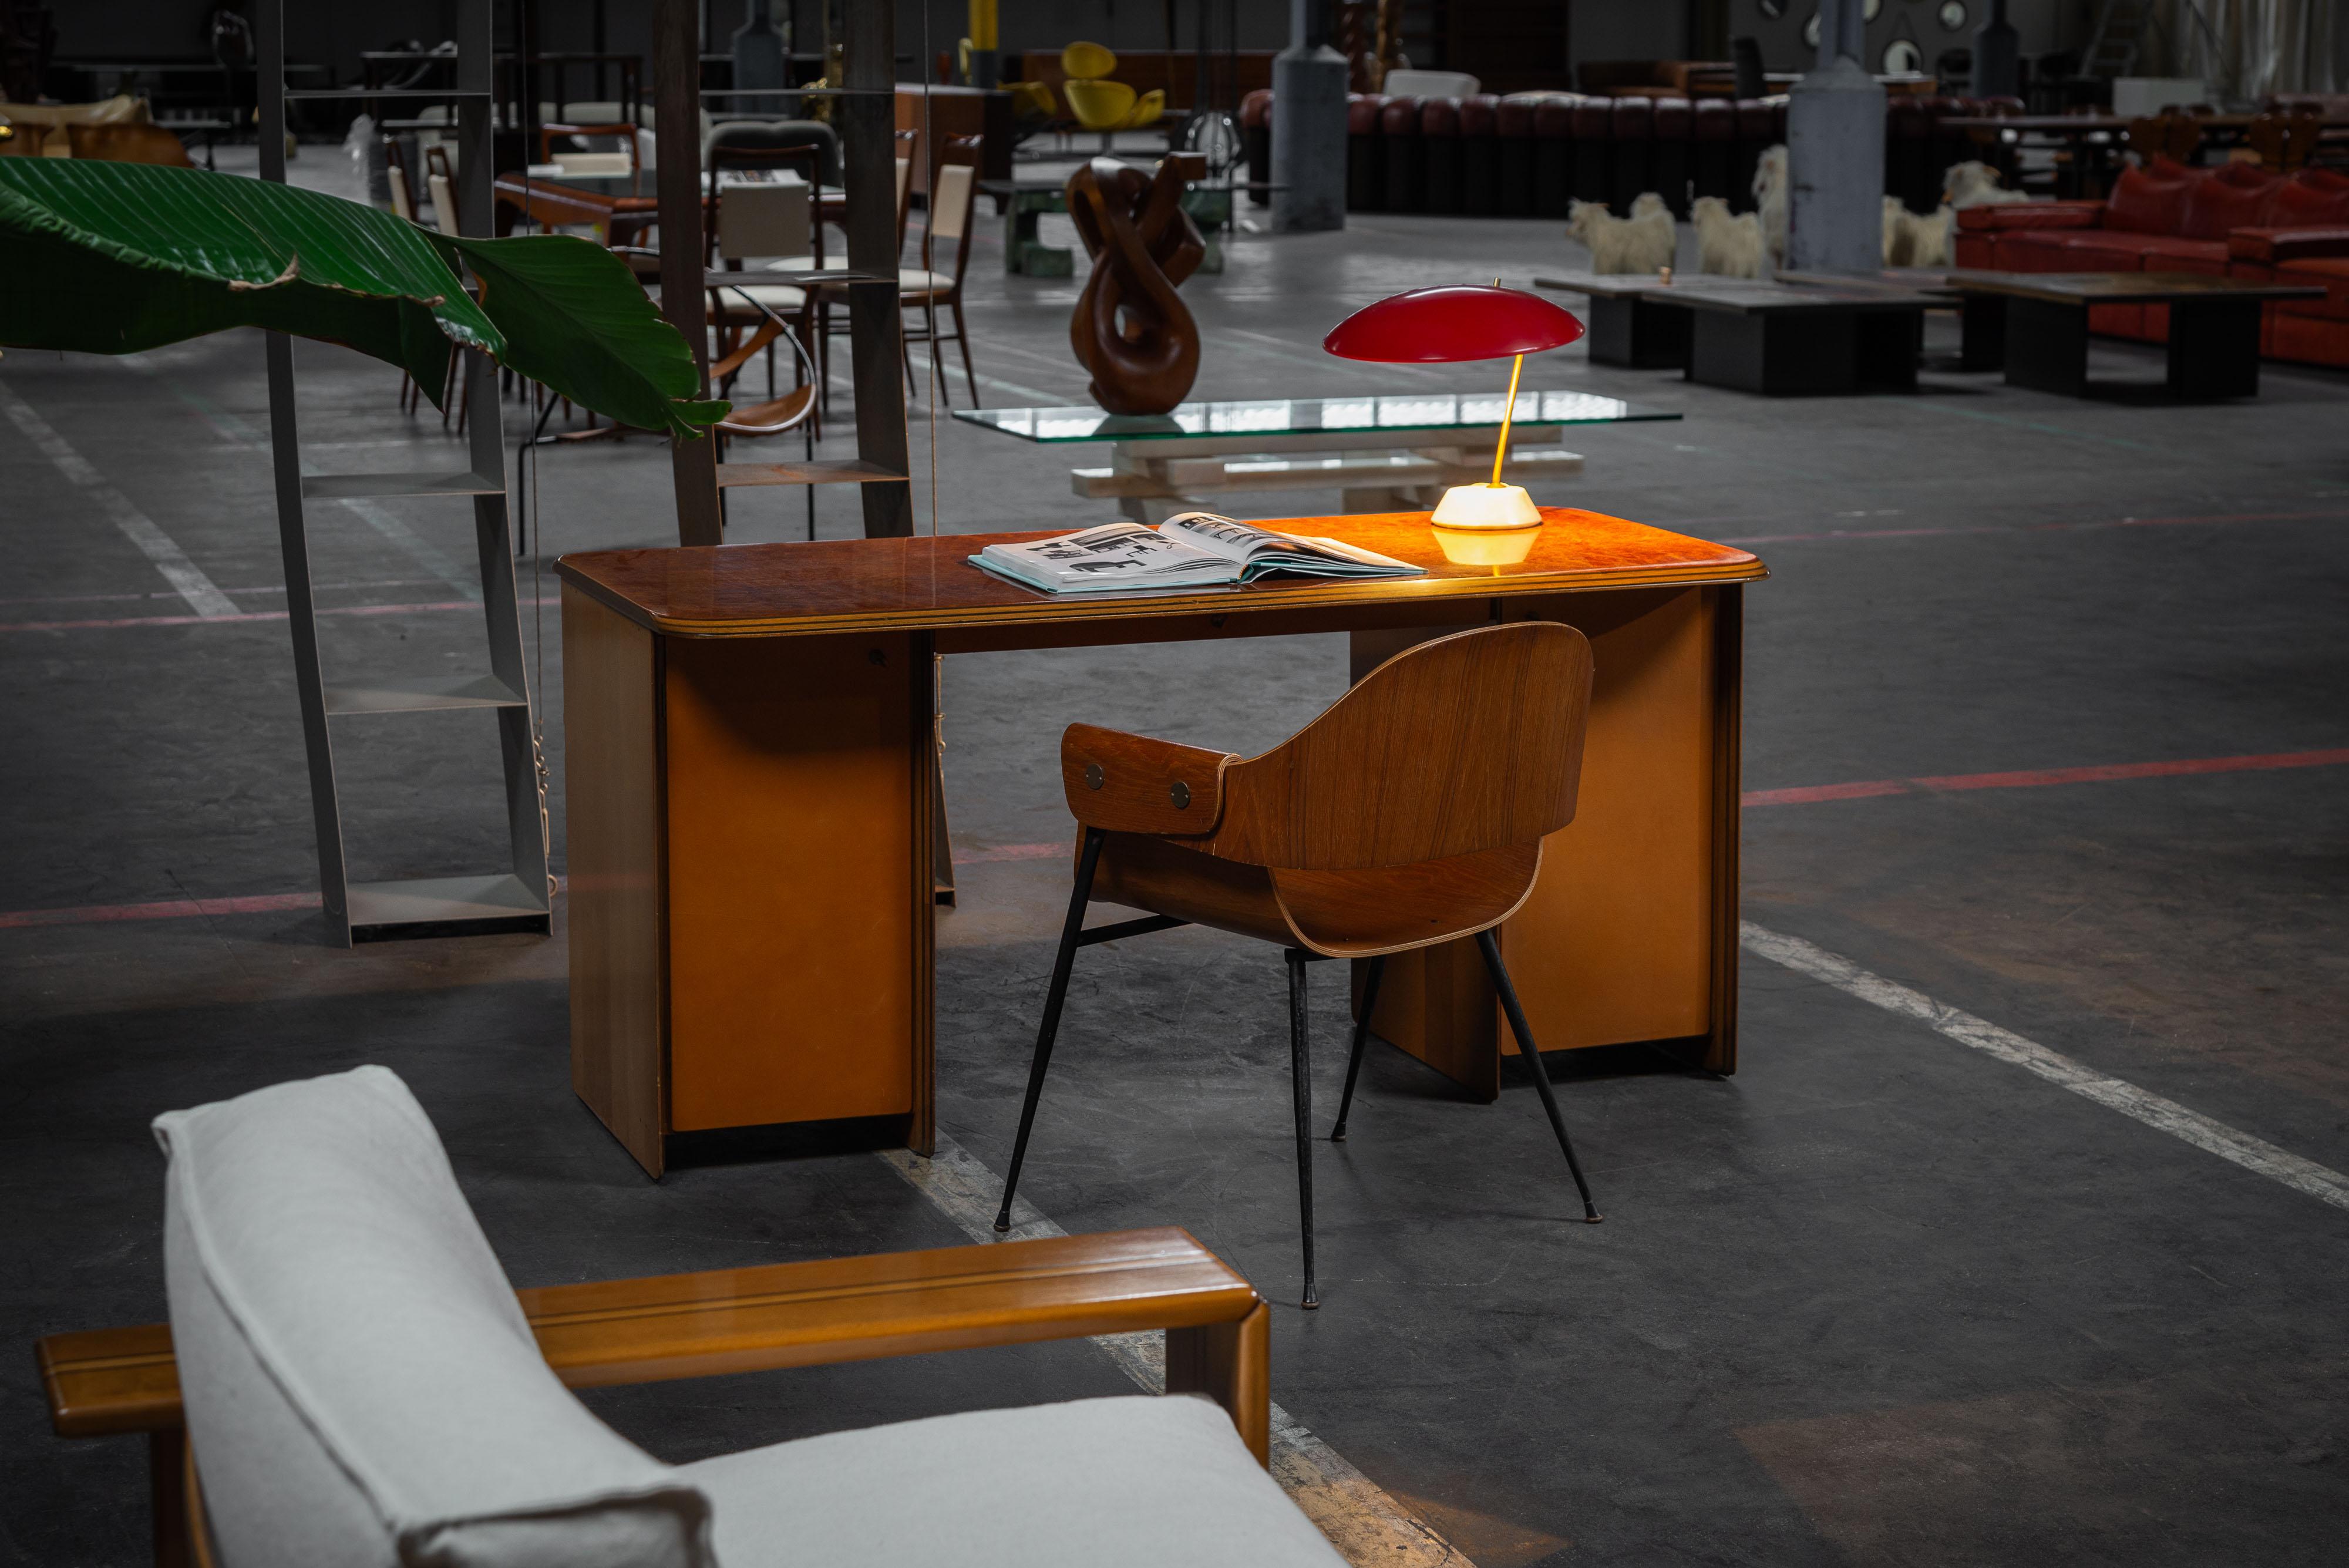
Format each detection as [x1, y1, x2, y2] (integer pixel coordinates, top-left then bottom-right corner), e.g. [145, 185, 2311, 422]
[42, 1066, 1339, 1568]
[901, 133, 982, 406]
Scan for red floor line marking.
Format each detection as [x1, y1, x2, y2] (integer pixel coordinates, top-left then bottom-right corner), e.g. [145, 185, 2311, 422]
[1722, 509, 2349, 547]
[9, 751, 2345, 933]
[0, 595, 562, 634]
[1745, 748, 2349, 807]
[951, 842, 1069, 866]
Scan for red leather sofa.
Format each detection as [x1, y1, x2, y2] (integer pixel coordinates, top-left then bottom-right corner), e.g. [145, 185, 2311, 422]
[1247, 90, 2013, 221]
[1955, 160, 2349, 366]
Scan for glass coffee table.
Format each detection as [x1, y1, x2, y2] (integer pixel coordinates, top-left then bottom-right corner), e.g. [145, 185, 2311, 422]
[954, 391, 1681, 521]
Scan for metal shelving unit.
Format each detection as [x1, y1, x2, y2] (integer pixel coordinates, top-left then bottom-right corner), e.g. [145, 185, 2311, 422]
[257, 0, 550, 945]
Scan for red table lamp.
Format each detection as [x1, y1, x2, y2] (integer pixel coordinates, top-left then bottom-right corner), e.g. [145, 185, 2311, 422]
[1322, 285, 1585, 531]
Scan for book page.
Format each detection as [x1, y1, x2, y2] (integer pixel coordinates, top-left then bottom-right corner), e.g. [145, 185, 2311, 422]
[981, 522, 1227, 586]
[1159, 512, 1289, 563]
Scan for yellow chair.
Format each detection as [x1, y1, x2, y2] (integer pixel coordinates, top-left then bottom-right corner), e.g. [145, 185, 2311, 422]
[1060, 42, 1163, 146]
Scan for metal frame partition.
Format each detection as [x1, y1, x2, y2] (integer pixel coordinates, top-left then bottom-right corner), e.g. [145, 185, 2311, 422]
[258, 0, 552, 944]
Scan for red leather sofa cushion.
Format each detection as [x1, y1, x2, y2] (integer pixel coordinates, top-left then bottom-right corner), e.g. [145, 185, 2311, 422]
[2277, 257, 2349, 321]
[2104, 159, 2198, 235]
[1734, 97, 1772, 140]
[1240, 89, 1272, 130]
[1379, 96, 1423, 134]
[1495, 95, 1538, 137]
[1346, 95, 1388, 134]
[1572, 99, 1613, 138]
[2180, 161, 2281, 240]
[1957, 200, 2101, 232]
[1992, 229, 2078, 269]
[1691, 97, 1733, 140]
[1459, 94, 1497, 136]
[1419, 97, 1460, 135]
[2059, 235, 2157, 272]
[1651, 96, 1690, 137]
[2127, 234, 2232, 275]
[1610, 96, 1653, 137]
[2227, 225, 2349, 264]
[2270, 167, 2349, 227]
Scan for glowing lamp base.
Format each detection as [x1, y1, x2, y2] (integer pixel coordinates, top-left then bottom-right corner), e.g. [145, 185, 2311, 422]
[1430, 482, 1540, 530]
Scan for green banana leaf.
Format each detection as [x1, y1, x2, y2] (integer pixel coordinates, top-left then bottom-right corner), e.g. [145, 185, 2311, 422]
[0, 157, 725, 436]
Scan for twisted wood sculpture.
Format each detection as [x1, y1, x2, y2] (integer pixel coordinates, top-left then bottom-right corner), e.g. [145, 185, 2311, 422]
[1066, 154, 1205, 415]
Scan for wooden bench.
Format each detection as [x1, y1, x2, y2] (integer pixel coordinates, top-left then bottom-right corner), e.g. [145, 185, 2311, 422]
[38, 1227, 1270, 1568]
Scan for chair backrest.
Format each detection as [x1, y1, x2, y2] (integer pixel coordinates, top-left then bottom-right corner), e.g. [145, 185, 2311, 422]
[156, 1067, 711, 1568]
[718, 180, 811, 261]
[923, 134, 982, 282]
[708, 142, 823, 265]
[539, 122, 641, 174]
[426, 170, 462, 236]
[387, 161, 415, 223]
[1214, 622, 1593, 872]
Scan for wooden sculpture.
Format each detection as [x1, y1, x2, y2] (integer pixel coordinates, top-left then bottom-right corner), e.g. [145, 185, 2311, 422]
[1066, 153, 1204, 416]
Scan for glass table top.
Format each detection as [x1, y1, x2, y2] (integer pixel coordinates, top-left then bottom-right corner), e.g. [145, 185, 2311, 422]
[953, 392, 1681, 444]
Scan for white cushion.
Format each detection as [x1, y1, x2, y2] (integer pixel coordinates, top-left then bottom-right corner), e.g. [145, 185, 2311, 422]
[156, 1067, 712, 1568]
[1382, 69, 1480, 98]
[681, 1394, 1345, 1568]
[712, 282, 808, 315]
[898, 267, 953, 294]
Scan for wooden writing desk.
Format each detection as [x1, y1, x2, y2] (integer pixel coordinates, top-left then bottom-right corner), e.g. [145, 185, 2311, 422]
[556, 510, 1767, 1176]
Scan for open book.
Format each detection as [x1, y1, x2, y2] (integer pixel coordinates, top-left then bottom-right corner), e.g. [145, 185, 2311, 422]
[970, 514, 1422, 595]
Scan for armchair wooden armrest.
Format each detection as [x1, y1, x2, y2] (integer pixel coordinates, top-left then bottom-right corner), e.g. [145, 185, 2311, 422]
[40, 1229, 1271, 1492]
[1061, 723, 1233, 836]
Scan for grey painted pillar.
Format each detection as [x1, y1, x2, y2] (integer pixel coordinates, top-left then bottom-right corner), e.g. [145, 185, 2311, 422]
[1786, 0, 1885, 274]
[1271, 0, 1347, 233]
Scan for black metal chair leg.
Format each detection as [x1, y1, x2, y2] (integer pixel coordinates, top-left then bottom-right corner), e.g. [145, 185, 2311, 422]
[1475, 930, 1602, 1223]
[1330, 954, 1385, 1141]
[1287, 948, 1319, 1309]
[995, 829, 1105, 1231]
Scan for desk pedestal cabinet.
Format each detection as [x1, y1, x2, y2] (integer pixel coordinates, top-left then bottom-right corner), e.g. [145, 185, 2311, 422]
[559, 512, 1764, 1176]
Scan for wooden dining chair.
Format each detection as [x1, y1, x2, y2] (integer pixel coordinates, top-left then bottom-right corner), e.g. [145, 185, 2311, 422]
[706, 278, 824, 540]
[995, 623, 1603, 1309]
[902, 133, 982, 406]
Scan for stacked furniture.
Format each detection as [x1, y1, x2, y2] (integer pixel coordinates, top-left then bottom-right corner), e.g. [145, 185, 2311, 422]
[1956, 160, 2349, 368]
[1247, 91, 2027, 219]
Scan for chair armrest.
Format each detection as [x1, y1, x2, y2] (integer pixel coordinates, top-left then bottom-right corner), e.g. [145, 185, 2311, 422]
[1062, 723, 1231, 836]
[2227, 226, 2349, 264]
[37, 1227, 1272, 1464]
[1956, 200, 2102, 233]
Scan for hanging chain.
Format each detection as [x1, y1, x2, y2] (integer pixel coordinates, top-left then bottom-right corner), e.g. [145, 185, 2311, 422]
[527, 378, 555, 908]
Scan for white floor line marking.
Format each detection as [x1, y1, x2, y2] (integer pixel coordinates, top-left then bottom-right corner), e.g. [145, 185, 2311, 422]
[0, 381, 238, 618]
[1741, 921, 2349, 1214]
[899, 348, 1067, 407]
[117, 358, 482, 601]
[878, 1134, 1466, 1567]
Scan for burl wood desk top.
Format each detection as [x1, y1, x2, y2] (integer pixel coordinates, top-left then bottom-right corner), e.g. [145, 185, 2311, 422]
[555, 509, 1769, 641]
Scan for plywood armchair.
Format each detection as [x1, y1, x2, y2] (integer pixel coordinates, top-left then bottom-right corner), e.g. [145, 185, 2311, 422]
[995, 623, 1605, 1311]
[38, 1068, 1332, 1568]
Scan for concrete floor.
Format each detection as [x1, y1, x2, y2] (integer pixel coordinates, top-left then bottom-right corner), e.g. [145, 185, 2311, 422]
[4, 159, 2348, 1567]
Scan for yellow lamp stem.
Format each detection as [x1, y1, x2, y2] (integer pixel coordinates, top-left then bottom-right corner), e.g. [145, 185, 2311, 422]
[1489, 352, 1524, 489]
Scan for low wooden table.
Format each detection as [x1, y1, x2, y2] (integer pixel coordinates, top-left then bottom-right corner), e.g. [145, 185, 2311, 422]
[1774, 267, 2001, 370]
[1532, 272, 1691, 368]
[1943, 271, 2327, 399]
[1539, 274, 1941, 393]
[980, 177, 1234, 277]
[954, 392, 1678, 522]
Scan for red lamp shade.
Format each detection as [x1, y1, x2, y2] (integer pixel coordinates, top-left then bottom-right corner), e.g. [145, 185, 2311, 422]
[1322, 285, 1585, 364]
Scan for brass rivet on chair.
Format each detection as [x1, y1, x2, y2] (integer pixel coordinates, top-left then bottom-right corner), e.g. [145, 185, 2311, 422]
[1085, 763, 1105, 790]
[1170, 780, 1191, 809]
